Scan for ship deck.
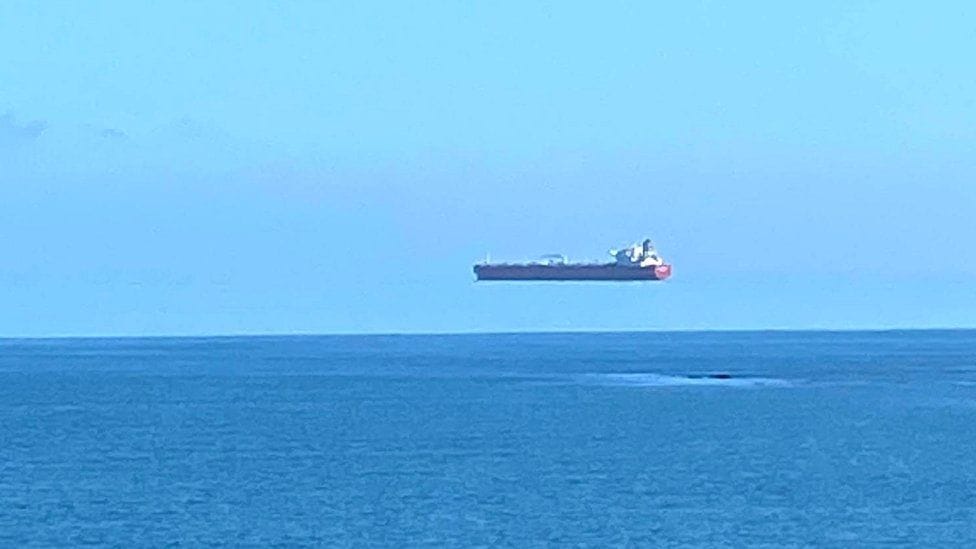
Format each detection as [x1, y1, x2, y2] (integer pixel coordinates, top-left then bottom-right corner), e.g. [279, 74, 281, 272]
[473, 263, 671, 281]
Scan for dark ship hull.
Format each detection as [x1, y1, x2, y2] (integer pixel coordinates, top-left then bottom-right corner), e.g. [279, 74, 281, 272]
[474, 263, 671, 281]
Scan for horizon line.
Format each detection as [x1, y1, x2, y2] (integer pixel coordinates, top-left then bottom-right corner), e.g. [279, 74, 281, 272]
[2, 326, 975, 341]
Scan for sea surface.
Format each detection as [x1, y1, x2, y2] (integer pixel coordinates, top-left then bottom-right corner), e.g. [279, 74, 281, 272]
[2, 331, 976, 547]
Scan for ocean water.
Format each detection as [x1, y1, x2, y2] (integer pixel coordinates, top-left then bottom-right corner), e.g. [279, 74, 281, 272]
[2, 331, 976, 547]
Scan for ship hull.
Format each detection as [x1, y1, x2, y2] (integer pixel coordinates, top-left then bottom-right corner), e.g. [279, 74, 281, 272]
[474, 263, 672, 281]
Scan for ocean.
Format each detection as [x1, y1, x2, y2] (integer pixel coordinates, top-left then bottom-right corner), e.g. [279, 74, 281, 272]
[1, 331, 975, 546]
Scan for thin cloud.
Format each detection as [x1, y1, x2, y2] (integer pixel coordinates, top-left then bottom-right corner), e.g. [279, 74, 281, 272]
[100, 127, 128, 140]
[0, 112, 46, 146]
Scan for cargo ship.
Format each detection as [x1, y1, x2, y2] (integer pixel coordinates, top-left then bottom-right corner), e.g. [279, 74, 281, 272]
[474, 239, 672, 281]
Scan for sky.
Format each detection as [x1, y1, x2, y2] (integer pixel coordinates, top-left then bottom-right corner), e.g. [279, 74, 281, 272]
[1, 1, 975, 336]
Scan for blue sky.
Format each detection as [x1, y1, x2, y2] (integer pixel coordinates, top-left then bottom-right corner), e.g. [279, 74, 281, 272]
[1, 1, 974, 336]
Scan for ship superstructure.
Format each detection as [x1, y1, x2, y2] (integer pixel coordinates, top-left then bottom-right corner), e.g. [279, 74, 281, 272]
[473, 239, 672, 281]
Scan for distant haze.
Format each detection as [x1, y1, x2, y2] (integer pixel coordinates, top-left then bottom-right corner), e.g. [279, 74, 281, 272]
[1, 2, 974, 336]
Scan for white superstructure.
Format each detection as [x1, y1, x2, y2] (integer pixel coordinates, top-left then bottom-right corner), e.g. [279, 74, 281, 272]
[611, 239, 664, 267]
